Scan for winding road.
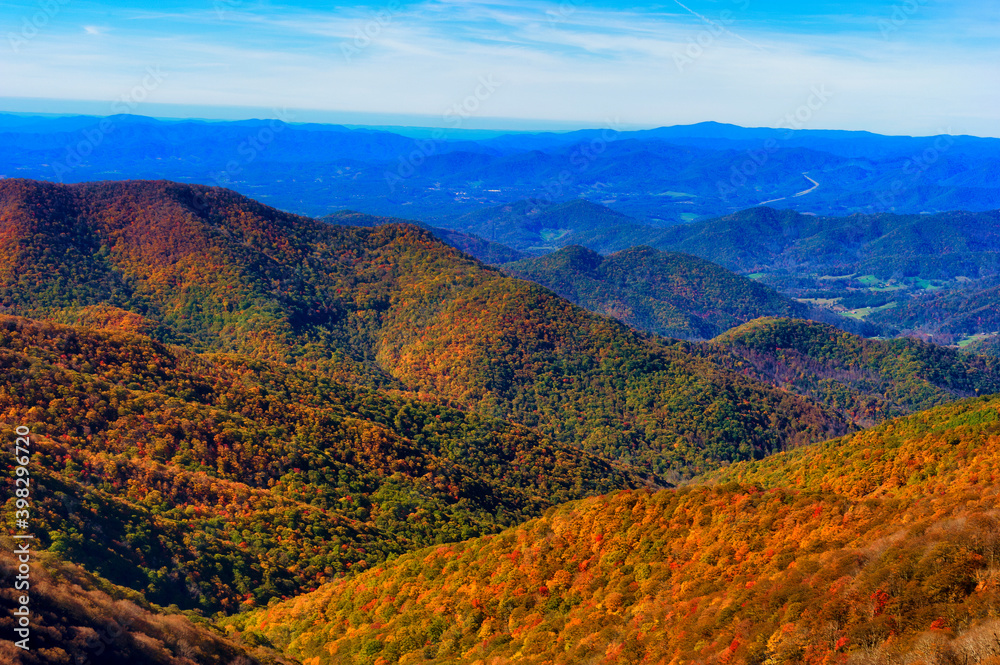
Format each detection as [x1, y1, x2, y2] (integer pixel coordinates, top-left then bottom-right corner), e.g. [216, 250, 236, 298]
[758, 173, 820, 205]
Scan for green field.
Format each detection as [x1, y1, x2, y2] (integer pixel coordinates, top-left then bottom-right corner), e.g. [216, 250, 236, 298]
[794, 297, 842, 307]
[957, 332, 997, 348]
[539, 228, 572, 242]
[843, 301, 897, 320]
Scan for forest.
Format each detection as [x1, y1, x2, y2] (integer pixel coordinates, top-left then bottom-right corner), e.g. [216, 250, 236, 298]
[235, 394, 1000, 665]
[3, 178, 1000, 664]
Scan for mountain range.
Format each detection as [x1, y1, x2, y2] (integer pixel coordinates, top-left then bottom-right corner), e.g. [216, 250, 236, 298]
[0, 178, 861, 479]
[430, 201, 1000, 341]
[2, 114, 998, 224]
[4, 177, 1000, 663]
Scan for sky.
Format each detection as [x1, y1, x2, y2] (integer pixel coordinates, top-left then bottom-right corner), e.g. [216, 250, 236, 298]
[3, 0, 999, 136]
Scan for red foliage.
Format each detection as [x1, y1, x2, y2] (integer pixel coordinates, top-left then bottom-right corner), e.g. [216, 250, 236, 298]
[871, 588, 890, 616]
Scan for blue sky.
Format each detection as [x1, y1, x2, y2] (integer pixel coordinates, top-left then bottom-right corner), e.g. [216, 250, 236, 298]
[3, 0, 999, 136]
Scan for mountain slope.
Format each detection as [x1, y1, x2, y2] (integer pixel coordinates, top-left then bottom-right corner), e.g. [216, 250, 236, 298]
[438, 204, 1000, 339]
[653, 206, 1000, 278]
[235, 394, 1000, 665]
[869, 278, 1000, 341]
[0, 179, 852, 477]
[504, 245, 808, 339]
[324, 210, 524, 265]
[621, 206, 1000, 334]
[708, 317, 1000, 426]
[0, 543, 290, 665]
[446, 198, 652, 253]
[962, 334, 1000, 357]
[0, 315, 644, 613]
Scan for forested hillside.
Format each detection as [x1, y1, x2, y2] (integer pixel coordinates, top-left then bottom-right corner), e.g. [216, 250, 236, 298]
[6, 178, 1000, 665]
[448, 199, 649, 253]
[0, 179, 851, 477]
[434, 202, 1000, 338]
[504, 244, 807, 339]
[324, 210, 525, 265]
[0, 315, 644, 613]
[236, 394, 1000, 665]
[649, 207, 1000, 277]
[870, 278, 1000, 340]
[0, 543, 290, 664]
[708, 317, 1000, 425]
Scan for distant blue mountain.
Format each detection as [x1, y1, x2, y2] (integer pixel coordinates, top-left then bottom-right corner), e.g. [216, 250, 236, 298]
[1, 113, 997, 223]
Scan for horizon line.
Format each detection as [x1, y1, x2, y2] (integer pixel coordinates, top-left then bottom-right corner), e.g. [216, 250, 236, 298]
[0, 99, 994, 141]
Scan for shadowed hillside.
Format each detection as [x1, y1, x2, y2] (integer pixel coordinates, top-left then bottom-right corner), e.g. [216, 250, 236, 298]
[504, 244, 807, 339]
[0, 543, 292, 664]
[707, 317, 1000, 426]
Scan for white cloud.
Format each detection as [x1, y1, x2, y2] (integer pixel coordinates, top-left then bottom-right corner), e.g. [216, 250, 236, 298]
[1, 0, 997, 137]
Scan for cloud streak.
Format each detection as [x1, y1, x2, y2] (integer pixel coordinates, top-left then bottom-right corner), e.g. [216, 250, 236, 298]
[2, 0, 997, 137]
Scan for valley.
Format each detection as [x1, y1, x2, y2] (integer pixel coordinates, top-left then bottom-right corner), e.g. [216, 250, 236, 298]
[2, 116, 998, 225]
[5, 0, 999, 660]
[235, 393, 1000, 665]
[2, 174, 1000, 664]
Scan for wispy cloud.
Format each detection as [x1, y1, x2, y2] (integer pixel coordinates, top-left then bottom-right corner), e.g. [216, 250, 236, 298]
[1, 0, 997, 137]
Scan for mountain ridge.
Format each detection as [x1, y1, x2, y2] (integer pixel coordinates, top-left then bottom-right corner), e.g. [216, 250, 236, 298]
[0, 178, 853, 480]
[4, 176, 1000, 664]
[503, 244, 808, 339]
[3, 113, 998, 222]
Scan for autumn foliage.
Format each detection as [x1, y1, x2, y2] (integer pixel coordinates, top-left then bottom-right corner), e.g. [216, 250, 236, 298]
[0, 315, 643, 612]
[237, 394, 1000, 665]
[0, 179, 853, 477]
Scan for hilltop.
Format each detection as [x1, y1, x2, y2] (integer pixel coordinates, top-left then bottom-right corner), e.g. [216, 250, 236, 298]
[324, 210, 524, 265]
[708, 317, 1000, 426]
[503, 245, 807, 339]
[447, 199, 647, 254]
